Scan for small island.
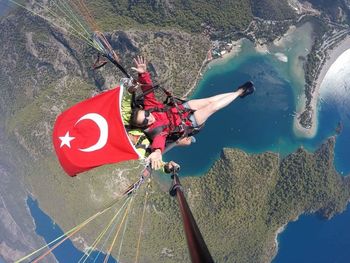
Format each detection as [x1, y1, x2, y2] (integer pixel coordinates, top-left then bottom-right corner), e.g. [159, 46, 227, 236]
[335, 121, 343, 135]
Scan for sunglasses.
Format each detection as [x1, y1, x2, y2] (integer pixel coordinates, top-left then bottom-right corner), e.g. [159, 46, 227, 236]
[141, 110, 151, 126]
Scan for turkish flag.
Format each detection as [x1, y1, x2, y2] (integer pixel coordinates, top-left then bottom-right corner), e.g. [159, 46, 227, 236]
[52, 87, 140, 176]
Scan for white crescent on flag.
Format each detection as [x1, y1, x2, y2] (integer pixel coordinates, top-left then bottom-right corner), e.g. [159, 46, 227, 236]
[75, 113, 109, 152]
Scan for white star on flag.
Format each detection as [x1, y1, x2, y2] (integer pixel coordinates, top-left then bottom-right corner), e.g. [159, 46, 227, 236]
[59, 131, 75, 148]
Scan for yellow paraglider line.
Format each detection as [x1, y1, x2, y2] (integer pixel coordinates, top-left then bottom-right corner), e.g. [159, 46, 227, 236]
[103, 195, 134, 263]
[78, 197, 133, 263]
[54, 0, 92, 37]
[134, 190, 149, 263]
[5, 1, 155, 262]
[7, 0, 101, 52]
[74, 0, 99, 32]
[14, 196, 129, 263]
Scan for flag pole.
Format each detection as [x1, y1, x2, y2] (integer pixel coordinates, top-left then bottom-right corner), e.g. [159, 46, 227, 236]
[169, 168, 214, 263]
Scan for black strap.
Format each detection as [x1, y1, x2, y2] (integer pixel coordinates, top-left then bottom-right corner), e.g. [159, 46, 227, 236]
[133, 84, 184, 109]
[92, 53, 108, 70]
[132, 80, 197, 139]
[144, 125, 169, 141]
[135, 134, 147, 148]
[133, 85, 161, 108]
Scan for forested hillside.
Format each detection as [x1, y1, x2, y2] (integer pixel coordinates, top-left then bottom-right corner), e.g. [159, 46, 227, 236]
[250, 0, 296, 20]
[303, 0, 350, 24]
[85, 0, 297, 35]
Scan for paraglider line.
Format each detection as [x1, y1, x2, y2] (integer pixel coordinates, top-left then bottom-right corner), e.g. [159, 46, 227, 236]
[134, 191, 149, 263]
[7, 0, 98, 51]
[14, 195, 127, 263]
[103, 197, 134, 263]
[77, 197, 131, 263]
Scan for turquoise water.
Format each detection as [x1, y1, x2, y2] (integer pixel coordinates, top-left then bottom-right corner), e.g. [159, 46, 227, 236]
[166, 52, 299, 175]
[318, 49, 350, 175]
[165, 28, 350, 262]
[166, 29, 349, 177]
[165, 28, 321, 176]
[272, 49, 350, 263]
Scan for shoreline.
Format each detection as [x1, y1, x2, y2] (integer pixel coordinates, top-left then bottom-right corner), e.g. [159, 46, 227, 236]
[208, 39, 244, 66]
[272, 214, 301, 261]
[294, 35, 350, 138]
[274, 224, 286, 252]
[183, 39, 244, 98]
[188, 28, 349, 139]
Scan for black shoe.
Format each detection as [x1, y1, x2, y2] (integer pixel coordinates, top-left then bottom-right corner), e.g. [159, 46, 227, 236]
[237, 81, 255, 98]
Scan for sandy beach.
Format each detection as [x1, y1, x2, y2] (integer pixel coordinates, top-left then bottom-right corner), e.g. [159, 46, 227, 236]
[208, 39, 244, 66]
[255, 43, 270, 54]
[273, 25, 297, 47]
[294, 35, 350, 138]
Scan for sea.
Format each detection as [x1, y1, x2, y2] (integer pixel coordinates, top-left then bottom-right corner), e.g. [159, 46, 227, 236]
[166, 22, 350, 262]
[27, 22, 350, 262]
[166, 23, 350, 176]
[0, 0, 11, 17]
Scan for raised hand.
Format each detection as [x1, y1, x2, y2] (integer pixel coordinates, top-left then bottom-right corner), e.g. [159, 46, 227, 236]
[131, 56, 147, 74]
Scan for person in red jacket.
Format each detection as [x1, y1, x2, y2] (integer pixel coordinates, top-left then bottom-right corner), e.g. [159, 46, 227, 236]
[130, 56, 255, 169]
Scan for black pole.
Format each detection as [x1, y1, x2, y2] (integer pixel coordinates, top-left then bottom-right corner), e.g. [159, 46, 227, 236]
[169, 171, 214, 263]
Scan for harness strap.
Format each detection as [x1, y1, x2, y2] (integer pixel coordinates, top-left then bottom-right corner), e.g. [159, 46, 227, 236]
[144, 125, 169, 141]
[135, 135, 148, 150]
[105, 52, 131, 78]
[134, 84, 199, 141]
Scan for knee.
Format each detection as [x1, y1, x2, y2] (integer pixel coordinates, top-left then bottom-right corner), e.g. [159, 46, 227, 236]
[210, 101, 222, 112]
[202, 103, 218, 116]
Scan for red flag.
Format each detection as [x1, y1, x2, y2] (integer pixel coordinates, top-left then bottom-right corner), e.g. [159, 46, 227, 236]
[52, 87, 140, 176]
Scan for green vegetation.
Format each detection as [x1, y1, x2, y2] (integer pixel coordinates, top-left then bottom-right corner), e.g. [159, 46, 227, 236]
[302, 16, 329, 92]
[86, 138, 349, 263]
[268, 139, 350, 225]
[0, 10, 209, 261]
[299, 14, 347, 130]
[15, 113, 350, 263]
[87, 0, 253, 34]
[250, 0, 296, 20]
[306, 0, 350, 25]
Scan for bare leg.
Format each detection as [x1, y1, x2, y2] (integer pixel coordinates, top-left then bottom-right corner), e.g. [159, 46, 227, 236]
[187, 92, 238, 110]
[193, 89, 243, 126]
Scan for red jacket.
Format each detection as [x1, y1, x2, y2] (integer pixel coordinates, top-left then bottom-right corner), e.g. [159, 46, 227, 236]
[138, 72, 192, 152]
